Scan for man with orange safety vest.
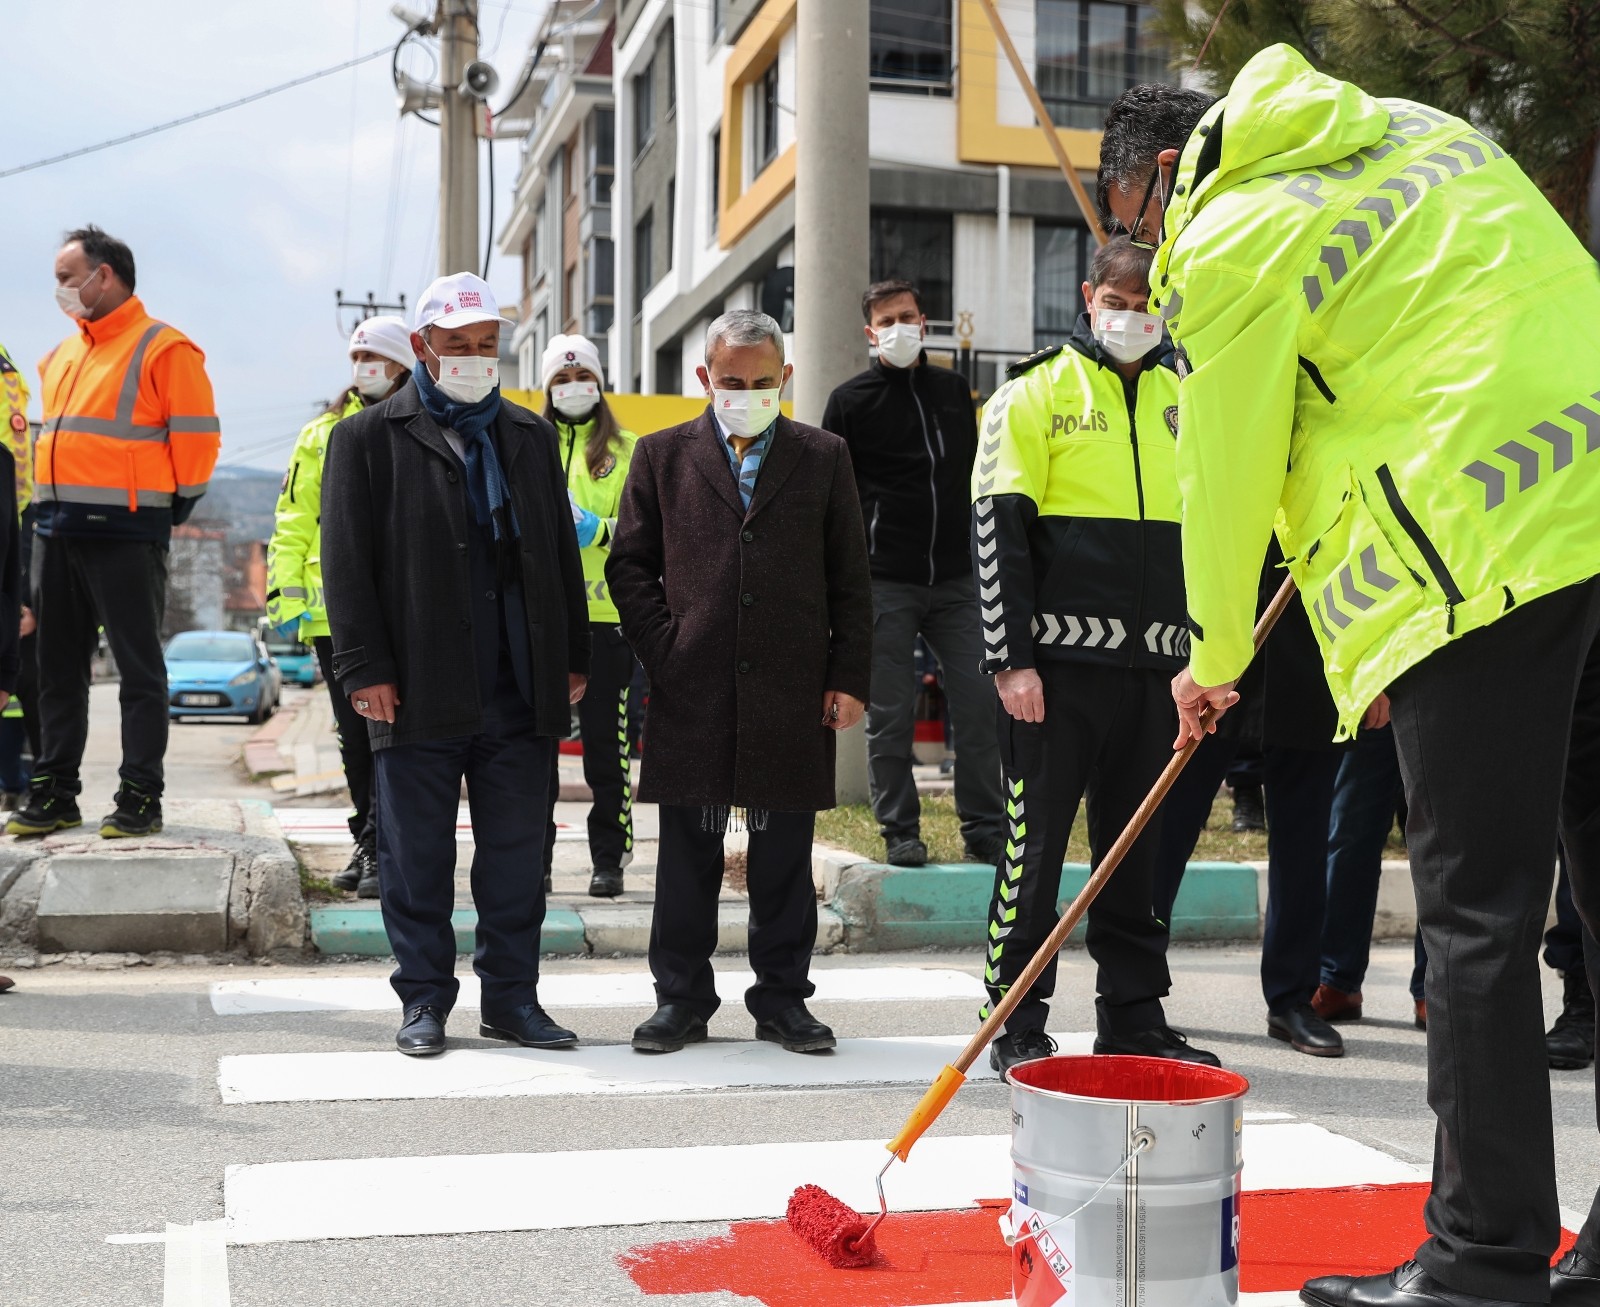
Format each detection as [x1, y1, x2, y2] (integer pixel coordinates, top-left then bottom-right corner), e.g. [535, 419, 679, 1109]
[7, 225, 220, 840]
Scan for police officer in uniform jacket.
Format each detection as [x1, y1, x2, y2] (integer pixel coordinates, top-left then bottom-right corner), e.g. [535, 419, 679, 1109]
[973, 238, 1219, 1074]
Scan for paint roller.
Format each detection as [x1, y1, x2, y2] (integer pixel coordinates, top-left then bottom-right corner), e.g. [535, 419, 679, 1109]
[786, 576, 1299, 1268]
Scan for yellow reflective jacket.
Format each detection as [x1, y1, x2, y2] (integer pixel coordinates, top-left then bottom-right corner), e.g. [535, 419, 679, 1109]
[266, 391, 365, 639]
[0, 342, 32, 516]
[1153, 44, 1600, 736]
[973, 318, 1187, 673]
[552, 412, 638, 624]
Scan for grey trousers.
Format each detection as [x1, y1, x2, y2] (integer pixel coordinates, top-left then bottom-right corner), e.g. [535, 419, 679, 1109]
[865, 575, 1003, 847]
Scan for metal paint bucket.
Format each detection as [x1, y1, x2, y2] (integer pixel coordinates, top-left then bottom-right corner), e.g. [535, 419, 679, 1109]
[1005, 1055, 1250, 1307]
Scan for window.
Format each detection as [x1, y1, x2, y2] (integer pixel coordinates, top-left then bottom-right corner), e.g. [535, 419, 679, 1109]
[753, 60, 780, 173]
[1033, 221, 1091, 349]
[1036, 1, 1171, 130]
[665, 180, 675, 273]
[662, 22, 676, 115]
[635, 209, 654, 313]
[565, 265, 579, 330]
[870, 0, 953, 92]
[589, 237, 614, 300]
[709, 126, 722, 239]
[712, 0, 726, 41]
[587, 107, 614, 206]
[632, 63, 655, 158]
[869, 209, 954, 322]
[531, 196, 548, 283]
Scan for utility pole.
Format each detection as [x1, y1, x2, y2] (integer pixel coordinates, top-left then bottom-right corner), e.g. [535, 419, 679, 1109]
[793, 0, 871, 803]
[438, 0, 481, 276]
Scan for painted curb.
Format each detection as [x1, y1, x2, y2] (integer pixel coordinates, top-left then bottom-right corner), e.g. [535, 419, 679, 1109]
[310, 907, 587, 957]
[824, 860, 1261, 951]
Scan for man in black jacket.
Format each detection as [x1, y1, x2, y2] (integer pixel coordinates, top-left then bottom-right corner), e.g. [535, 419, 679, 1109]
[822, 280, 1003, 868]
[322, 273, 589, 1058]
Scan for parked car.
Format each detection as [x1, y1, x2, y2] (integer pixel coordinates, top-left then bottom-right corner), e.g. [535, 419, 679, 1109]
[166, 630, 281, 723]
[263, 632, 319, 687]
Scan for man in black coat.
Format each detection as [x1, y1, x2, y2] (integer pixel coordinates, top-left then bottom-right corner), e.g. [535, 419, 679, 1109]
[322, 273, 590, 1057]
[822, 280, 1003, 868]
[608, 309, 873, 1055]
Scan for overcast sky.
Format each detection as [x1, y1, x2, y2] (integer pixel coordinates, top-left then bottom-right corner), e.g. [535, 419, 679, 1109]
[0, 0, 546, 471]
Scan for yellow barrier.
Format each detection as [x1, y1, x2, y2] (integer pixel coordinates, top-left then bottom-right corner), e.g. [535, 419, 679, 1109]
[505, 389, 793, 437]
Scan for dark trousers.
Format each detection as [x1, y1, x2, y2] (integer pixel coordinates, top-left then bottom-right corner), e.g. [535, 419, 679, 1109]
[1319, 725, 1405, 994]
[865, 576, 1003, 847]
[650, 803, 818, 1021]
[314, 637, 375, 847]
[1544, 847, 1589, 975]
[1260, 746, 1344, 1013]
[1152, 728, 1237, 924]
[15, 631, 38, 761]
[372, 679, 553, 1015]
[33, 536, 169, 797]
[983, 662, 1173, 1037]
[1389, 577, 1600, 1299]
[544, 622, 636, 873]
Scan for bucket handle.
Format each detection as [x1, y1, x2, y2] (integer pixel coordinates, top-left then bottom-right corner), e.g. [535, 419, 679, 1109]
[998, 1126, 1156, 1248]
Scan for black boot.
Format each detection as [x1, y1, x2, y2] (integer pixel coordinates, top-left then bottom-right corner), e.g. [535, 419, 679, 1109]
[332, 839, 374, 892]
[1230, 783, 1266, 833]
[1547, 968, 1596, 1070]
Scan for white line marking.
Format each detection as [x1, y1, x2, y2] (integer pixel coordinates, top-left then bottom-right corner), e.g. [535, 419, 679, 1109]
[217, 1034, 1099, 1105]
[209, 966, 987, 1015]
[274, 807, 578, 846]
[162, 1220, 230, 1307]
[221, 1123, 1422, 1245]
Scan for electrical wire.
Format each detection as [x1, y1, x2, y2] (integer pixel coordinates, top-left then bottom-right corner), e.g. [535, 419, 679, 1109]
[0, 46, 393, 180]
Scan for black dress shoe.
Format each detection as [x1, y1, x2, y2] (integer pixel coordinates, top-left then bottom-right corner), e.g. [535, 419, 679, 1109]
[479, 1003, 578, 1049]
[632, 1003, 709, 1053]
[990, 1028, 1056, 1075]
[588, 866, 624, 897]
[1552, 1249, 1600, 1305]
[755, 1005, 836, 1053]
[1303, 1259, 1537, 1307]
[397, 1004, 447, 1056]
[1094, 1025, 1222, 1067]
[1269, 1003, 1345, 1057]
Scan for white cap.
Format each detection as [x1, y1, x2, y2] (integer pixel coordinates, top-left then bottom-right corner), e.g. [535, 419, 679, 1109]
[347, 315, 414, 369]
[412, 271, 514, 332]
[540, 333, 604, 390]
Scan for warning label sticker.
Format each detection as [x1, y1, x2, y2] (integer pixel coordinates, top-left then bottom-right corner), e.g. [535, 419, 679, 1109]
[1009, 1203, 1075, 1307]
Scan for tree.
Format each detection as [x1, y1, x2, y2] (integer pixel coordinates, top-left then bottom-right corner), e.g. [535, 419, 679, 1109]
[1153, 0, 1600, 247]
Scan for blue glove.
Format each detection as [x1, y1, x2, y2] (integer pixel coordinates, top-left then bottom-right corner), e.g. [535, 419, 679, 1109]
[273, 620, 300, 641]
[573, 504, 601, 548]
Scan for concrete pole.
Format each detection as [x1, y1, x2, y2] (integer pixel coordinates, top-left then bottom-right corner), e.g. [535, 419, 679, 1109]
[794, 0, 871, 805]
[439, 0, 480, 276]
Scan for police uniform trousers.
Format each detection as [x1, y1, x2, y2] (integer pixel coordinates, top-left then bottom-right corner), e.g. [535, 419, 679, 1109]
[650, 804, 818, 1022]
[314, 636, 376, 849]
[982, 661, 1174, 1037]
[372, 518, 551, 1016]
[543, 621, 636, 875]
[1390, 576, 1600, 1300]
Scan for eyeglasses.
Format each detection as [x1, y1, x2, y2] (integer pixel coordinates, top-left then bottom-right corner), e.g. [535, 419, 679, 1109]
[1127, 166, 1165, 251]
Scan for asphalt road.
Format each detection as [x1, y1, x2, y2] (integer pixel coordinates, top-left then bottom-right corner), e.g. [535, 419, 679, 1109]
[2, 943, 1595, 1307]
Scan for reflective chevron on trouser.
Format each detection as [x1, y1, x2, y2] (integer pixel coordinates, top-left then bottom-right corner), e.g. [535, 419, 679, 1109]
[616, 686, 634, 865]
[979, 777, 1027, 1020]
[1312, 544, 1403, 637]
[1031, 613, 1127, 650]
[1461, 390, 1600, 510]
[974, 497, 1006, 664]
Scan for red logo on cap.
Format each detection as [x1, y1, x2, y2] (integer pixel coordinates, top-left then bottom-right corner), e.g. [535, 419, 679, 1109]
[457, 290, 483, 308]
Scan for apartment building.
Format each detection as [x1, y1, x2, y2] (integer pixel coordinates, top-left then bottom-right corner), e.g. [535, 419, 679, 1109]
[500, 0, 1174, 396]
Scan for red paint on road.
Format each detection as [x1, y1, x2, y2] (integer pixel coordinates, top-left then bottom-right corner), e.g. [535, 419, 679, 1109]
[623, 1185, 1578, 1305]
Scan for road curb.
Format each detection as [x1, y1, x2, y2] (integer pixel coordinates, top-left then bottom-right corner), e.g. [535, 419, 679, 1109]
[310, 906, 589, 957]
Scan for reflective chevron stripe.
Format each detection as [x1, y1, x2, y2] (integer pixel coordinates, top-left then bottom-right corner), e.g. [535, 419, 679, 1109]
[616, 685, 634, 861]
[1461, 390, 1600, 511]
[980, 776, 1027, 1017]
[1142, 620, 1191, 658]
[1316, 546, 1404, 633]
[974, 496, 1007, 665]
[1033, 613, 1128, 651]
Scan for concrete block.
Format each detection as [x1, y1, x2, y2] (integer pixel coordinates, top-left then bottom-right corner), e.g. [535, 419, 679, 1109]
[36, 854, 234, 954]
[581, 902, 750, 956]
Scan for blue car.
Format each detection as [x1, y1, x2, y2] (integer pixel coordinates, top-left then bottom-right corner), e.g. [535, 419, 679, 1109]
[263, 633, 319, 687]
[166, 630, 282, 723]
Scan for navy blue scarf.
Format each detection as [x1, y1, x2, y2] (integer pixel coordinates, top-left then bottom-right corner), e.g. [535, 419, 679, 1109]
[412, 362, 520, 543]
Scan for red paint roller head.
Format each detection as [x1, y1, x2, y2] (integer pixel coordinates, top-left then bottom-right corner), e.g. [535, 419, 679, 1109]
[785, 1185, 876, 1268]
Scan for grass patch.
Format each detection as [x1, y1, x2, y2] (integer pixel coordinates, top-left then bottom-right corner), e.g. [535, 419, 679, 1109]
[297, 859, 342, 902]
[815, 787, 1405, 866]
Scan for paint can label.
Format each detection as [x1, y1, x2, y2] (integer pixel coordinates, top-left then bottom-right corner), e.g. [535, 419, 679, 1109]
[1010, 1203, 1075, 1306]
[1220, 1181, 1242, 1272]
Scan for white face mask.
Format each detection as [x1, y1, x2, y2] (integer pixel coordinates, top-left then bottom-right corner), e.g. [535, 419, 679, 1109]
[1093, 308, 1164, 364]
[550, 380, 600, 418]
[55, 265, 106, 321]
[352, 361, 396, 399]
[427, 347, 498, 404]
[712, 387, 781, 438]
[873, 322, 924, 369]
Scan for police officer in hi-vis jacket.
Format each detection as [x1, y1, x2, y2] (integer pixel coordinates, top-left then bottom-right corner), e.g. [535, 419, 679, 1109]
[973, 236, 1219, 1076]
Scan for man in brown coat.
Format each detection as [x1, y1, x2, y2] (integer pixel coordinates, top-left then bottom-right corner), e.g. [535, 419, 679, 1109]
[608, 309, 873, 1055]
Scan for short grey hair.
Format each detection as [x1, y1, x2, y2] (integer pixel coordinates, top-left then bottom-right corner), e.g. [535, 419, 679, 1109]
[705, 309, 785, 366]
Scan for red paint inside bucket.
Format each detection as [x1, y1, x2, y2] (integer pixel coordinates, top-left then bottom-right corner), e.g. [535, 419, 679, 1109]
[1007, 1053, 1250, 1102]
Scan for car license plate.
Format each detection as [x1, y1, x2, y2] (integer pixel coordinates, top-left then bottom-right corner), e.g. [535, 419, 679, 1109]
[178, 693, 225, 707]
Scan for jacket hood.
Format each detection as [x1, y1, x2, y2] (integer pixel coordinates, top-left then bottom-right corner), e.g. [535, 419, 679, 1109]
[1162, 44, 1391, 237]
